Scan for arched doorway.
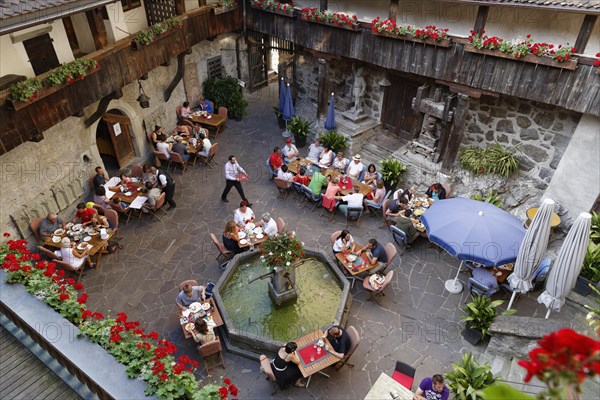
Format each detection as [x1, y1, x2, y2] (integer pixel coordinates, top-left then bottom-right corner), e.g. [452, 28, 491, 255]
[96, 109, 136, 173]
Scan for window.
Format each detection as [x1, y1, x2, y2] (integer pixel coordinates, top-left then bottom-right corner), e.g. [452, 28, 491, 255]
[121, 0, 142, 12]
[207, 56, 224, 79]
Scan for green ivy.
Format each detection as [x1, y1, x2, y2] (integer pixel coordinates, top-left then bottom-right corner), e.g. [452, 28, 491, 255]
[459, 144, 519, 178]
[470, 189, 503, 209]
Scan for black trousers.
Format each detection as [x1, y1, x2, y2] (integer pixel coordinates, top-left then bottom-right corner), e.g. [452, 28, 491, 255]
[164, 184, 176, 207]
[221, 179, 247, 201]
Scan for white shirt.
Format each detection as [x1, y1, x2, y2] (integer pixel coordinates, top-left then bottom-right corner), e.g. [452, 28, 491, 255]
[333, 235, 354, 252]
[156, 171, 168, 187]
[58, 247, 86, 269]
[282, 144, 298, 163]
[234, 207, 255, 226]
[342, 193, 364, 208]
[224, 161, 246, 181]
[181, 106, 191, 118]
[198, 138, 212, 156]
[277, 169, 294, 182]
[318, 150, 333, 168]
[347, 161, 365, 178]
[156, 142, 171, 159]
[332, 157, 348, 172]
[264, 218, 278, 236]
[307, 143, 323, 163]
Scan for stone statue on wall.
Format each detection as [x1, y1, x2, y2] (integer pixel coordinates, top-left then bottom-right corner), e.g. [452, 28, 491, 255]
[349, 66, 366, 115]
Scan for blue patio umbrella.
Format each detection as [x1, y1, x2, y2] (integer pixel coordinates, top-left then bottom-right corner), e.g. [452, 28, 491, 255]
[421, 197, 526, 294]
[278, 77, 286, 114]
[324, 92, 336, 131]
[282, 83, 295, 137]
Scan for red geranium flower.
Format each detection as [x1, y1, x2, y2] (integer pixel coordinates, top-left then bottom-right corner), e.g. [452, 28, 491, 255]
[59, 293, 69, 301]
[31, 253, 40, 260]
[77, 293, 88, 304]
[3, 232, 10, 237]
[228, 384, 238, 396]
[116, 312, 128, 323]
[218, 387, 228, 399]
[224, 378, 231, 385]
[74, 283, 84, 290]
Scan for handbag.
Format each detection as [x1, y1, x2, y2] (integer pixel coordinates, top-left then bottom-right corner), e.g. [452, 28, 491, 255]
[237, 173, 249, 182]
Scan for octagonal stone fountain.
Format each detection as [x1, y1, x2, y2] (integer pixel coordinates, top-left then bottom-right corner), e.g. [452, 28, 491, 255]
[213, 248, 351, 354]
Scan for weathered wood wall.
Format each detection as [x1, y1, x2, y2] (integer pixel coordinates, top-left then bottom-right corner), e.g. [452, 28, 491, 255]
[0, 6, 242, 155]
[247, 8, 600, 118]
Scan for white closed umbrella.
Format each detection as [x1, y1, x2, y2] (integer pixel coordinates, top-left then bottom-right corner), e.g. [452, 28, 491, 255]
[506, 198, 555, 310]
[538, 212, 592, 318]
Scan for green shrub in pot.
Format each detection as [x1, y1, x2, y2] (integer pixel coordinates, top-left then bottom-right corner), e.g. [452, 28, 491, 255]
[203, 75, 248, 120]
[288, 116, 312, 147]
[379, 157, 406, 193]
[318, 130, 348, 153]
[462, 295, 515, 338]
[445, 353, 495, 400]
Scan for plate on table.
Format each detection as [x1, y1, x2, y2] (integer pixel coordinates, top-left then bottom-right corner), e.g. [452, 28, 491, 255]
[189, 302, 202, 313]
[83, 236, 92, 242]
[72, 224, 82, 232]
[255, 234, 264, 239]
[52, 236, 61, 243]
[185, 323, 195, 332]
[124, 191, 132, 196]
[182, 309, 191, 318]
[246, 222, 255, 230]
[77, 243, 87, 251]
[413, 208, 425, 217]
[415, 222, 425, 230]
[239, 239, 249, 245]
[346, 254, 357, 262]
[84, 227, 92, 233]
[253, 227, 263, 235]
[238, 231, 246, 239]
[89, 230, 99, 236]
[54, 228, 65, 235]
[66, 222, 74, 228]
[201, 303, 211, 311]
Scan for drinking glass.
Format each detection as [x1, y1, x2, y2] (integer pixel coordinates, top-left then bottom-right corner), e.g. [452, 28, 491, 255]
[310, 354, 315, 362]
[316, 347, 321, 355]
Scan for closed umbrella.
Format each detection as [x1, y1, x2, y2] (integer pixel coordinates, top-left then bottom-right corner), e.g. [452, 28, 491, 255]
[538, 212, 592, 318]
[421, 197, 526, 294]
[282, 83, 295, 138]
[324, 93, 336, 131]
[278, 77, 286, 114]
[506, 198, 555, 310]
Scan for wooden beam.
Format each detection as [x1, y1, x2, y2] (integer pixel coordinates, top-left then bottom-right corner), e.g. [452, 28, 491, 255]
[84, 90, 122, 128]
[85, 8, 108, 50]
[164, 53, 186, 102]
[319, 0, 328, 12]
[473, 6, 489, 35]
[62, 16, 80, 56]
[442, 94, 469, 172]
[175, 0, 186, 15]
[317, 58, 329, 120]
[198, 0, 207, 6]
[574, 15, 597, 54]
[389, 0, 399, 22]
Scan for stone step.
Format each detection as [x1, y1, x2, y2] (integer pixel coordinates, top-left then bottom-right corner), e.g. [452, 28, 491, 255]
[360, 142, 395, 166]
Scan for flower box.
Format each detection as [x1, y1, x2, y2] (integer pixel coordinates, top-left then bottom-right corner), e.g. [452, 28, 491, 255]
[373, 30, 452, 47]
[211, 4, 237, 15]
[304, 19, 360, 32]
[464, 44, 578, 70]
[7, 64, 100, 111]
[250, 4, 294, 17]
[131, 28, 179, 50]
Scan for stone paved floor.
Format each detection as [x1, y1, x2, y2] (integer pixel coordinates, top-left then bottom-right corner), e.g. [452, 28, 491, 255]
[82, 84, 576, 399]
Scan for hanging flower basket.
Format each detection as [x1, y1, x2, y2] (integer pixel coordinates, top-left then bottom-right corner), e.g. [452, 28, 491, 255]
[464, 44, 578, 70]
[250, 0, 295, 17]
[373, 30, 452, 47]
[212, 3, 238, 15]
[300, 8, 361, 32]
[371, 18, 452, 47]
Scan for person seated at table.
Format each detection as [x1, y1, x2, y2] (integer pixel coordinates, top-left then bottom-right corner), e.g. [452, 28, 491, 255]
[175, 283, 209, 311]
[39, 213, 66, 238]
[364, 180, 386, 214]
[156, 134, 172, 160]
[386, 197, 409, 219]
[414, 374, 449, 400]
[192, 318, 216, 345]
[395, 186, 416, 202]
[292, 166, 310, 187]
[334, 186, 364, 217]
[172, 121, 191, 137]
[332, 229, 355, 255]
[172, 136, 191, 161]
[234, 200, 255, 227]
[323, 325, 351, 358]
[93, 186, 112, 209]
[277, 164, 294, 187]
[394, 209, 420, 244]
[306, 138, 323, 164]
[281, 138, 299, 164]
[307, 167, 328, 195]
[72, 202, 97, 226]
[332, 150, 348, 173]
[257, 213, 278, 237]
[90, 213, 110, 229]
[269, 146, 283, 175]
[347, 154, 365, 180]
[110, 196, 129, 213]
[362, 164, 378, 187]
[318, 144, 334, 168]
[198, 98, 213, 113]
[425, 183, 447, 200]
[192, 123, 209, 140]
[55, 237, 94, 270]
[324, 176, 341, 198]
[223, 221, 246, 254]
[92, 166, 108, 189]
[141, 183, 162, 213]
[142, 164, 158, 188]
[180, 101, 191, 118]
[196, 132, 212, 158]
[360, 238, 388, 265]
[150, 125, 163, 148]
[270, 342, 306, 389]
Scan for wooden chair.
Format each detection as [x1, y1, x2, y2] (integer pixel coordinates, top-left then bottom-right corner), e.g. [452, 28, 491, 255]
[179, 279, 199, 291]
[147, 193, 166, 222]
[274, 178, 291, 199]
[210, 233, 233, 261]
[363, 270, 394, 305]
[330, 230, 342, 245]
[105, 209, 119, 231]
[276, 217, 286, 233]
[29, 217, 44, 243]
[196, 143, 218, 168]
[392, 361, 416, 390]
[37, 246, 86, 282]
[367, 191, 392, 219]
[110, 201, 133, 226]
[198, 337, 225, 373]
[130, 164, 143, 179]
[259, 355, 279, 394]
[92, 203, 106, 216]
[218, 106, 228, 120]
[175, 105, 183, 120]
[169, 151, 188, 174]
[153, 150, 171, 171]
[335, 325, 360, 370]
[320, 196, 339, 221]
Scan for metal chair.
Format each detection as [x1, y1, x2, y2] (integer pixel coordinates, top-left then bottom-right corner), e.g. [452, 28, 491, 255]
[303, 186, 322, 212]
[274, 177, 291, 199]
[392, 361, 416, 390]
[500, 258, 551, 300]
[381, 198, 394, 226]
[198, 337, 225, 373]
[467, 277, 495, 299]
[210, 233, 233, 261]
[344, 206, 363, 227]
[335, 325, 360, 370]
[363, 270, 394, 305]
[390, 225, 409, 254]
[366, 190, 392, 219]
[266, 157, 277, 180]
[378, 243, 397, 274]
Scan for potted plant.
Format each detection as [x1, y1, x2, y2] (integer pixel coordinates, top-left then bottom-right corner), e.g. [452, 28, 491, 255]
[212, 0, 236, 15]
[462, 295, 515, 345]
[470, 189, 503, 209]
[203, 75, 249, 121]
[288, 116, 312, 148]
[318, 130, 348, 153]
[574, 241, 600, 297]
[445, 353, 495, 400]
[379, 157, 406, 193]
[273, 105, 286, 129]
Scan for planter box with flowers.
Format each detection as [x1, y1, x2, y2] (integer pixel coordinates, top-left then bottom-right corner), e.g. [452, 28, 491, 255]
[0, 234, 238, 400]
[300, 7, 360, 32]
[211, 0, 238, 15]
[8, 58, 99, 111]
[465, 31, 578, 70]
[371, 17, 452, 48]
[251, 0, 295, 17]
[594, 52, 600, 75]
[132, 16, 184, 50]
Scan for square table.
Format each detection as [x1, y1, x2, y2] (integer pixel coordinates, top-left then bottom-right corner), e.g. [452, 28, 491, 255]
[364, 372, 415, 400]
[336, 246, 382, 288]
[179, 298, 224, 339]
[190, 113, 227, 138]
[295, 329, 341, 387]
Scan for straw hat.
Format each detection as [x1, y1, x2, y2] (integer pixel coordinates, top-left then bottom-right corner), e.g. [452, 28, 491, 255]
[352, 154, 361, 161]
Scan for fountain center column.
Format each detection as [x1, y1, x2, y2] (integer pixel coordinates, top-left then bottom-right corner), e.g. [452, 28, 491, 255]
[268, 266, 298, 307]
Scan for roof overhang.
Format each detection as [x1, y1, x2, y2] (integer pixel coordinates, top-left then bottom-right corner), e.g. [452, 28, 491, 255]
[0, 0, 119, 36]
[442, 0, 600, 15]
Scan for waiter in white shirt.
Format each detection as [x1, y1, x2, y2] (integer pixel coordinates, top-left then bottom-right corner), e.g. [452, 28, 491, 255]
[221, 155, 252, 206]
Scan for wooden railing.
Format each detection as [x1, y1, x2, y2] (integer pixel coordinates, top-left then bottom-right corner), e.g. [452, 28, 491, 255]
[247, 6, 600, 118]
[0, 5, 242, 155]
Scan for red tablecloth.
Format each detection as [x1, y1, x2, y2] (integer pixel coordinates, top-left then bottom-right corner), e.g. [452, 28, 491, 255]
[339, 178, 353, 191]
[297, 342, 328, 367]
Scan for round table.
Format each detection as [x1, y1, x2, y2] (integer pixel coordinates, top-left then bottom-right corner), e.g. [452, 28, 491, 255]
[525, 207, 561, 228]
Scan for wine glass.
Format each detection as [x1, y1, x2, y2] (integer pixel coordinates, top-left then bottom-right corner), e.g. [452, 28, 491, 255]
[310, 354, 315, 362]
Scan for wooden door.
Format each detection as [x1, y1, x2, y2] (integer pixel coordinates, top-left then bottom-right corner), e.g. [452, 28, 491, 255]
[22, 34, 60, 75]
[102, 112, 136, 168]
[247, 31, 268, 92]
[381, 76, 421, 139]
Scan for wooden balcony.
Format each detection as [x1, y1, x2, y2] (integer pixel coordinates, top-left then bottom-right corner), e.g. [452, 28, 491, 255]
[247, 7, 600, 118]
[0, 6, 242, 155]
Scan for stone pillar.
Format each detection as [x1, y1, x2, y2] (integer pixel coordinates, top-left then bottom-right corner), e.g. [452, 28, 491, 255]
[544, 114, 600, 218]
[268, 266, 298, 307]
[317, 59, 329, 123]
[183, 61, 201, 105]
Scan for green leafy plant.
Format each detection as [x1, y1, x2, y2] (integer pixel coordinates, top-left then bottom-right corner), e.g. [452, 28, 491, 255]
[259, 231, 304, 270]
[462, 295, 516, 337]
[252, 0, 295, 14]
[10, 77, 42, 102]
[198, 378, 238, 399]
[288, 116, 312, 138]
[481, 382, 535, 400]
[445, 353, 495, 400]
[379, 157, 407, 188]
[134, 16, 183, 45]
[300, 7, 358, 29]
[459, 144, 519, 178]
[135, 30, 155, 45]
[45, 58, 98, 86]
[203, 75, 248, 119]
[471, 189, 503, 209]
[273, 104, 282, 119]
[584, 284, 600, 333]
[590, 211, 600, 245]
[318, 130, 348, 153]
[580, 241, 600, 283]
[219, 0, 235, 7]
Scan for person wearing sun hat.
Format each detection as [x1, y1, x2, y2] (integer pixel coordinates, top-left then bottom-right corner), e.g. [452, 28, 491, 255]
[281, 137, 298, 164]
[347, 154, 365, 180]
